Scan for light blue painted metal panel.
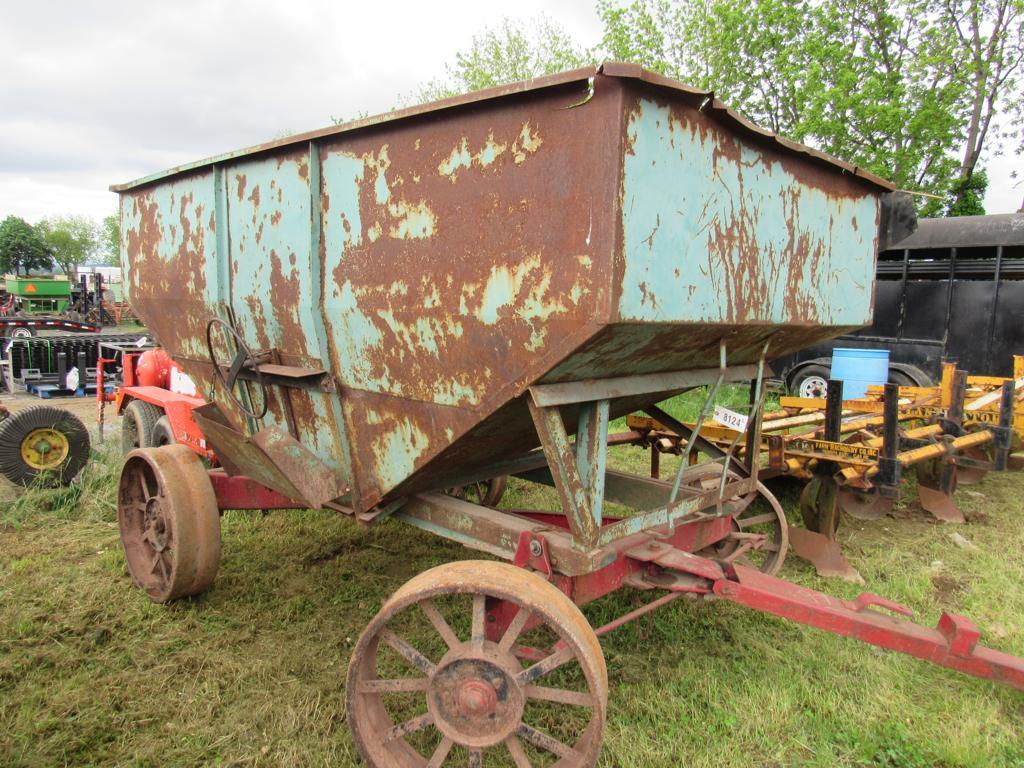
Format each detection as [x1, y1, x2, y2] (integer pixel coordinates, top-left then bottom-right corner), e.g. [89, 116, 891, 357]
[618, 99, 878, 327]
[223, 151, 342, 468]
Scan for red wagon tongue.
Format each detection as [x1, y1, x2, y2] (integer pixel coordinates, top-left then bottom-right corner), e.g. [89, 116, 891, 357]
[710, 564, 1024, 692]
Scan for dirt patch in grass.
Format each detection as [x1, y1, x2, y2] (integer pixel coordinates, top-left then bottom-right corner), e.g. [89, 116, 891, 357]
[931, 572, 966, 605]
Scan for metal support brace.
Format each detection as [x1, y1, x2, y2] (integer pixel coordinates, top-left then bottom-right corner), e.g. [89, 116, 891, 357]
[946, 370, 968, 436]
[644, 405, 742, 474]
[994, 381, 1014, 471]
[527, 398, 600, 549]
[934, 370, 969, 495]
[576, 399, 610, 529]
[824, 380, 843, 445]
[744, 379, 759, 473]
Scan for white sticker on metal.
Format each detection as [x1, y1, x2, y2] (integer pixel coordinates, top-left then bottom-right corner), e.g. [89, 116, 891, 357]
[713, 405, 749, 432]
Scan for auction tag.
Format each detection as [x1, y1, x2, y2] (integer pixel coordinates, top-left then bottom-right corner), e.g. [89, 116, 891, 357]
[713, 405, 749, 432]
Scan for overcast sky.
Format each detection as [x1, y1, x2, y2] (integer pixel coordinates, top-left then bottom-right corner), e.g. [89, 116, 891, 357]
[0, 0, 1019, 224]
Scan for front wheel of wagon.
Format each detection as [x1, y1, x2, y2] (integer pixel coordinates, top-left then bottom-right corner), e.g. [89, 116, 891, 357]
[117, 445, 221, 603]
[347, 560, 608, 767]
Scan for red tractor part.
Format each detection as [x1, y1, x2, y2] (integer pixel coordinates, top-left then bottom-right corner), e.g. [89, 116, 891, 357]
[134, 347, 172, 388]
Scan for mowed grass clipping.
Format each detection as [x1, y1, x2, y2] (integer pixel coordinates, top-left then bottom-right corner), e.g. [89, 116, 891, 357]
[0, 389, 1023, 767]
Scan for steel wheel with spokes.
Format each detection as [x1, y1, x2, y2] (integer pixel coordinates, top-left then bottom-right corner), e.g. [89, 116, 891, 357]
[446, 476, 508, 507]
[347, 560, 608, 767]
[117, 445, 221, 603]
[686, 467, 789, 575]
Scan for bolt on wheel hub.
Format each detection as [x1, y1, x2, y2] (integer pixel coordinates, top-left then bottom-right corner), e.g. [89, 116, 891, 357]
[457, 680, 496, 715]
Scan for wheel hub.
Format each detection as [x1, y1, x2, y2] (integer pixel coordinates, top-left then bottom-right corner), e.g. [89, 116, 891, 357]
[457, 679, 497, 716]
[21, 427, 70, 470]
[144, 498, 168, 551]
[799, 376, 828, 399]
[427, 649, 524, 749]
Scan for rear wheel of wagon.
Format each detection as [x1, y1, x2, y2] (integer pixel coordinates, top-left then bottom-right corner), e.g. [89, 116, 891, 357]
[347, 560, 608, 767]
[117, 445, 221, 603]
[446, 475, 508, 507]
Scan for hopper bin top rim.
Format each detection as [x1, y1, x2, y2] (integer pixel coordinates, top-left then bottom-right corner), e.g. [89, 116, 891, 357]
[110, 61, 895, 194]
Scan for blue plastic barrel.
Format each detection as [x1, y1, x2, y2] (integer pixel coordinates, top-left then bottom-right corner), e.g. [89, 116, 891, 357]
[831, 348, 890, 398]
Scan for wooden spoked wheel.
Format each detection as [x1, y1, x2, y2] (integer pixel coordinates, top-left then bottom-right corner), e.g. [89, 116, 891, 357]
[446, 475, 508, 507]
[685, 467, 788, 575]
[347, 560, 608, 767]
[117, 446, 221, 603]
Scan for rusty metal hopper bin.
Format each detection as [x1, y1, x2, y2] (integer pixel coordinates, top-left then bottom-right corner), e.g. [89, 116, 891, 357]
[114, 63, 899, 514]
[112, 65, 1024, 766]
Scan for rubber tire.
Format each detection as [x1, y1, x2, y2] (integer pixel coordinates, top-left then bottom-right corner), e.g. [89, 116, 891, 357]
[889, 367, 933, 387]
[792, 364, 831, 398]
[151, 415, 176, 447]
[10, 327, 34, 339]
[121, 400, 163, 453]
[0, 405, 91, 486]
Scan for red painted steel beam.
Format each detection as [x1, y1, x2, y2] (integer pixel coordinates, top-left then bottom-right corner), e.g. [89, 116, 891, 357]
[714, 564, 1024, 690]
[208, 471, 305, 510]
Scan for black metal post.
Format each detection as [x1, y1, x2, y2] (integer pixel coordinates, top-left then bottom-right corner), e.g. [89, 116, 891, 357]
[877, 383, 901, 495]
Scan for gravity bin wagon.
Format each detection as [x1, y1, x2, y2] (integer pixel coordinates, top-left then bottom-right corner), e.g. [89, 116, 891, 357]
[112, 63, 1023, 767]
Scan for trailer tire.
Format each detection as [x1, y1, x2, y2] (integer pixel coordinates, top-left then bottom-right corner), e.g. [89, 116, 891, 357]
[889, 365, 934, 388]
[792, 364, 831, 398]
[121, 400, 163, 453]
[10, 326, 34, 339]
[0, 405, 91, 486]
[151, 416, 176, 447]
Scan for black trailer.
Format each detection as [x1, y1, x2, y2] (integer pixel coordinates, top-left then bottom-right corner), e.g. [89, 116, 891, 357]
[777, 213, 1024, 396]
[0, 316, 101, 338]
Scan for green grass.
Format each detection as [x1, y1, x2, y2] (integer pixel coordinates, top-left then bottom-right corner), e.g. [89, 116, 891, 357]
[2, 390, 1024, 767]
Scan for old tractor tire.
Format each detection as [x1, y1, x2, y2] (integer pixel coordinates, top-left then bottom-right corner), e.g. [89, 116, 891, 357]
[121, 400, 163, 453]
[151, 415, 176, 447]
[0, 405, 91, 486]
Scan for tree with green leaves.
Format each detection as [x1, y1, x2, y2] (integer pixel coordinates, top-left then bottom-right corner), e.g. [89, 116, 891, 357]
[942, 0, 1023, 211]
[410, 15, 589, 103]
[598, 0, 1024, 215]
[0, 216, 53, 275]
[36, 215, 98, 277]
[100, 213, 120, 264]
